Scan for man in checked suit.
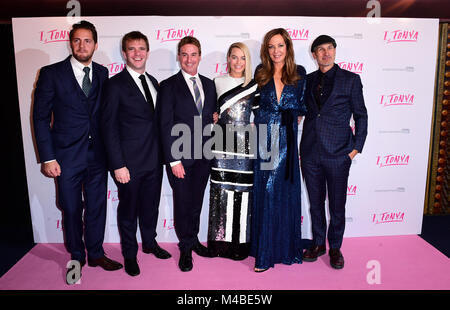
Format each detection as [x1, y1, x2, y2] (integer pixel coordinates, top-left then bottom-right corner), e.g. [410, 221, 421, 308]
[33, 21, 123, 283]
[300, 35, 368, 270]
[101, 31, 171, 277]
[157, 36, 216, 272]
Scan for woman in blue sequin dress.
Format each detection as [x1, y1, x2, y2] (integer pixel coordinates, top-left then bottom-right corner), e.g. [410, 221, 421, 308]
[250, 28, 307, 272]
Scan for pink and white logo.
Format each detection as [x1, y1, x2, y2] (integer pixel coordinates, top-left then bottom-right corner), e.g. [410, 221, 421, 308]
[39, 29, 70, 44]
[347, 185, 357, 196]
[337, 61, 364, 74]
[163, 218, 175, 230]
[107, 189, 119, 202]
[286, 28, 309, 41]
[104, 62, 126, 76]
[376, 154, 410, 168]
[380, 93, 414, 107]
[372, 211, 405, 224]
[383, 30, 419, 43]
[215, 62, 228, 76]
[56, 219, 64, 231]
[156, 28, 195, 43]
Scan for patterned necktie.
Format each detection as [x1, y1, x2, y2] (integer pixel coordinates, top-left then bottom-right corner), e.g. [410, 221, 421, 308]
[190, 77, 203, 115]
[139, 74, 155, 114]
[82, 66, 91, 97]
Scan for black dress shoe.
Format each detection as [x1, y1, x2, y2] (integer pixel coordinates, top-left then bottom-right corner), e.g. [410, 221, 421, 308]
[303, 245, 326, 262]
[88, 255, 123, 271]
[329, 248, 344, 269]
[179, 250, 193, 272]
[143, 243, 172, 259]
[192, 242, 211, 257]
[124, 258, 140, 276]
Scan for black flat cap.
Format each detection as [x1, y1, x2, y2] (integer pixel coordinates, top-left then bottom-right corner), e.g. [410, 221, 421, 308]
[311, 35, 337, 52]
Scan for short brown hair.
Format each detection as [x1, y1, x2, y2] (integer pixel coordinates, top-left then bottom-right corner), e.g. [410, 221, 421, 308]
[70, 20, 98, 43]
[121, 31, 149, 52]
[177, 36, 201, 55]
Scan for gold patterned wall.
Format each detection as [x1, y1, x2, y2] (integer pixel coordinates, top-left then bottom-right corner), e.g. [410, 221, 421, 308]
[425, 23, 450, 214]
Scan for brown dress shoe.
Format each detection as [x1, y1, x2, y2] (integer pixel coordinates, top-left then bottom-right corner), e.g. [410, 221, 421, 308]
[303, 245, 326, 262]
[88, 255, 123, 271]
[329, 249, 344, 269]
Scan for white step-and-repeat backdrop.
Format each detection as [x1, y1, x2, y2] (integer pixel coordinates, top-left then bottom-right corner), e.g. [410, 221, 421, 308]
[12, 16, 438, 243]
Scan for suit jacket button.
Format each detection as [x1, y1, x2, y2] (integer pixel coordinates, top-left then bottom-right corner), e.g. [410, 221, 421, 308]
[317, 114, 320, 117]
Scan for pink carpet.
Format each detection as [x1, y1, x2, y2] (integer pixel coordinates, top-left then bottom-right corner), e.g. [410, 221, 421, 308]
[0, 235, 449, 290]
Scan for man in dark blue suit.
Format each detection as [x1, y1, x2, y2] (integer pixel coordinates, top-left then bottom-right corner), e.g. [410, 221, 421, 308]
[157, 36, 216, 272]
[101, 31, 171, 277]
[300, 35, 368, 269]
[33, 21, 123, 283]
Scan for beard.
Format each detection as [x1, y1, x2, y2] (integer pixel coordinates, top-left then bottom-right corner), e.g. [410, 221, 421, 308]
[72, 49, 94, 64]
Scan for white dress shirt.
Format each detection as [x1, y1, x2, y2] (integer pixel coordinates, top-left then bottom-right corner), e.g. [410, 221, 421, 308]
[126, 66, 157, 108]
[181, 69, 205, 108]
[70, 55, 93, 89]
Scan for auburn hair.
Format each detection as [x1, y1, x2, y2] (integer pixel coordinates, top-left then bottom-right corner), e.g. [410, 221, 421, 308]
[255, 28, 300, 87]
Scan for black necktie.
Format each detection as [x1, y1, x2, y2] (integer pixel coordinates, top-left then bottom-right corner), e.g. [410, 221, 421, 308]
[139, 74, 155, 114]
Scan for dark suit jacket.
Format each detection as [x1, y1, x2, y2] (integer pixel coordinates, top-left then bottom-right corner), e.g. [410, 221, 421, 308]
[33, 56, 108, 169]
[100, 68, 162, 174]
[156, 70, 216, 167]
[300, 65, 368, 159]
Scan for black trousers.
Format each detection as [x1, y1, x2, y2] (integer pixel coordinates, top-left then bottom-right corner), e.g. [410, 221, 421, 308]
[166, 159, 211, 252]
[115, 166, 163, 259]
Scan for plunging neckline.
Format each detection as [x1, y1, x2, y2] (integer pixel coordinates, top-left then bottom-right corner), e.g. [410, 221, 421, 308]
[273, 78, 285, 104]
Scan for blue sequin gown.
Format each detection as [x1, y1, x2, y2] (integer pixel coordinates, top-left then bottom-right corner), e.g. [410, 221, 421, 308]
[250, 65, 307, 269]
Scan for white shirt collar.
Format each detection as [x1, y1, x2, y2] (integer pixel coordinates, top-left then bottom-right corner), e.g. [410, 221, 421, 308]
[70, 55, 92, 73]
[181, 69, 200, 84]
[126, 66, 146, 80]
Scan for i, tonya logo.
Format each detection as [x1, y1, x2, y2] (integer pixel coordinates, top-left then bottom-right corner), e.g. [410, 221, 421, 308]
[215, 63, 229, 75]
[285, 28, 309, 41]
[39, 29, 70, 44]
[104, 62, 125, 76]
[380, 93, 414, 107]
[156, 28, 195, 43]
[383, 30, 419, 43]
[337, 61, 364, 74]
[372, 212, 405, 224]
[347, 185, 357, 196]
[376, 154, 410, 168]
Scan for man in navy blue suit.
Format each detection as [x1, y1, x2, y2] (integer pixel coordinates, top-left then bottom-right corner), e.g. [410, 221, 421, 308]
[101, 31, 171, 277]
[33, 20, 123, 283]
[157, 36, 216, 272]
[300, 35, 368, 269]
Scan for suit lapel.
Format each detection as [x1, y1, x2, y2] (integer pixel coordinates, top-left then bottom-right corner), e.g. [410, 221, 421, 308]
[60, 56, 90, 113]
[308, 71, 319, 113]
[122, 68, 149, 105]
[199, 74, 210, 116]
[146, 73, 159, 92]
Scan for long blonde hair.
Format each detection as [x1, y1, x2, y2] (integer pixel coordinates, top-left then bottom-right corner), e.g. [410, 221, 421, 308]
[227, 42, 253, 87]
[255, 28, 299, 87]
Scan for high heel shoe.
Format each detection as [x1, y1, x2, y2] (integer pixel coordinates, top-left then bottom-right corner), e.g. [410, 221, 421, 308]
[254, 267, 269, 273]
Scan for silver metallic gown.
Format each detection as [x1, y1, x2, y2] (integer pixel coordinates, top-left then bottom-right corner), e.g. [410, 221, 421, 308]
[207, 74, 259, 260]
